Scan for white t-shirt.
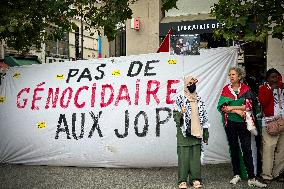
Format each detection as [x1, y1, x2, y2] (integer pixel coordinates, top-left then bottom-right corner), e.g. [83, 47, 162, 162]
[273, 88, 284, 116]
[262, 87, 284, 126]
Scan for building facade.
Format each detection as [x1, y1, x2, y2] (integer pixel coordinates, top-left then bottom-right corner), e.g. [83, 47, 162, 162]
[0, 18, 108, 65]
[45, 18, 106, 63]
[1, 0, 283, 74]
[125, 0, 284, 75]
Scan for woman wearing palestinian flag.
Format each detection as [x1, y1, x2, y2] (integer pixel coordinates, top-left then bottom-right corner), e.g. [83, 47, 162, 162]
[217, 67, 266, 188]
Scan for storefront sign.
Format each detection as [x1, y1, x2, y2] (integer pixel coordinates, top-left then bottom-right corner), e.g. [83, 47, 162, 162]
[160, 19, 224, 36]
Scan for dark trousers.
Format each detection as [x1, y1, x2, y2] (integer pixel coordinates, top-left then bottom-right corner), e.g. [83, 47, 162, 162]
[255, 133, 262, 177]
[225, 120, 255, 179]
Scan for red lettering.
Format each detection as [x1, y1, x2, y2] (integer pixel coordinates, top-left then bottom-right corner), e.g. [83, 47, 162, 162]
[74, 86, 89, 108]
[60, 87, 73, 108]
[115, 85, 131, 106]
[166, 80, 180, 104]
[45, 87, 60, 109]
[91, 83, 96, 107]
[146, 80, 160, 105]
[17, 88, 30, 108]
[31, 82, 45, 110]
[100, 84, 114, 108]
[134, 79, 140, 105]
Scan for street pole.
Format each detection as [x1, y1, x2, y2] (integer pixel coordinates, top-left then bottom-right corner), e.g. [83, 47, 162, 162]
[98, 31, 102, 58]
[80, 14, 84, 59]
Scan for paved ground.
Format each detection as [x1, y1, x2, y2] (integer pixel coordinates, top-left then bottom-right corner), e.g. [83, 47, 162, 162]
[0, 163, 283, 189]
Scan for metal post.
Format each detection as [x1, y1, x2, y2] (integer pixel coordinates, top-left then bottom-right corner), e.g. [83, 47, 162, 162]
[80, 15, 84, 59]
[56, 39, 59, 55]
[98, 31, 102, 58]
[0, 40, 4, 59]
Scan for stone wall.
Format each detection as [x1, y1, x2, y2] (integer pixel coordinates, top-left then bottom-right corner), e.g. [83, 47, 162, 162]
[126, 0, 161, 55]
[267, 36, 284, 75]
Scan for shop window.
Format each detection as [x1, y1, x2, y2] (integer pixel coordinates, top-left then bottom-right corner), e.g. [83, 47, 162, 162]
[159, 32, 229, 50]
[109, 28, 126, 57]
[45, 26, 69, 59]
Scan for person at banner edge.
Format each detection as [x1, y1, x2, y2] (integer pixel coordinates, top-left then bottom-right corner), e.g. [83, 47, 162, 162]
[217, 67, 266, 188]
[173, 76, 210, 189]
[258, 68, 284, 184]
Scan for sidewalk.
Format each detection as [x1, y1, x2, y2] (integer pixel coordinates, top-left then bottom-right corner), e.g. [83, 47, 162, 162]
[0, 163, 283, 189]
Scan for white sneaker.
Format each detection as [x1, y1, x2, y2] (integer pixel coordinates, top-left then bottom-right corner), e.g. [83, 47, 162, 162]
[230, 175, 241, 184]
[248, 178, 267, 188]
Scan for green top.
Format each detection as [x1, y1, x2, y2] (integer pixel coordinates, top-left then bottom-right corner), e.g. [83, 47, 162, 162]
[227, 91, 245, 122]
[173, 110, 209, 146]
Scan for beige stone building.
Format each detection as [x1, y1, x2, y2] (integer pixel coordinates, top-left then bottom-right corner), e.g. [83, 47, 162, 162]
[45, 18, 106, 63]
[123, 0, 284, 75]
[1, 0, 283, 75]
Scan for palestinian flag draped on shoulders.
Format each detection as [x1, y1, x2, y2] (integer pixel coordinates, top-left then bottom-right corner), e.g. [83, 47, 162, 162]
[217, 83, 256, 123]
[217, 82, 258, 180]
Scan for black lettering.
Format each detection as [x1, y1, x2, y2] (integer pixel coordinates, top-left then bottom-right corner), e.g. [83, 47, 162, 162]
[144, 60, 158, 76]
[134, 111, 149, 137]
[156, 107, 172, 137]
[95, 64, 106, 80]
[72, 113, 85, 140]
[66, 69, 79, 83]
[127, 61, 143, 77]
[77, 68, 92, 82]
[114, 110, 129, 138]
[88, 111, 103, 138]
[55, 114, 71, 139]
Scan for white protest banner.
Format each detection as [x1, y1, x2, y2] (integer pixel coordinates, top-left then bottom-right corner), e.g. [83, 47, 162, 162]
[0, 47, 237, 167]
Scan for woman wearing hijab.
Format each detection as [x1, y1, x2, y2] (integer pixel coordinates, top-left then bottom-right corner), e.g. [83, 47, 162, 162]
[173, 76, 210, 189]
[217, 67, 266, 188]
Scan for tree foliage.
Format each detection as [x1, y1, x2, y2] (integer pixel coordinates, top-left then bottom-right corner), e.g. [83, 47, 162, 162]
[161, 0, 178, 11]
[211, 0, 284, 42]
[0, 0, 177, 53]
[0, 0, 73, 53]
